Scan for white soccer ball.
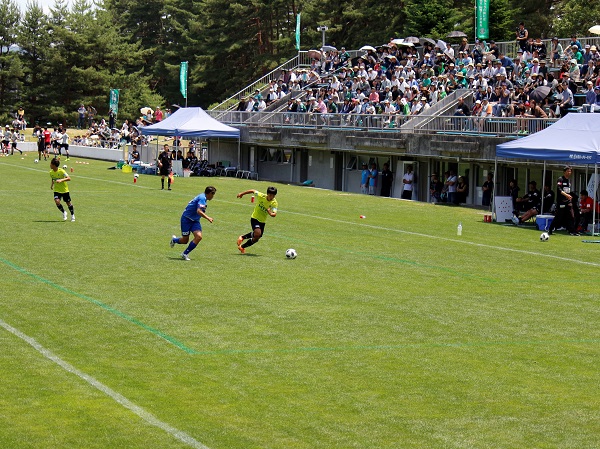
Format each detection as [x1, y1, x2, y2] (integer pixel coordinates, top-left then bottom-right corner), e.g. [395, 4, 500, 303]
[134, 174, 139, 178]
[34, 159, 39, 163]
[63, 164, 67, 169]
[285, 248, 297, 259]
[540, 232, 549, 241]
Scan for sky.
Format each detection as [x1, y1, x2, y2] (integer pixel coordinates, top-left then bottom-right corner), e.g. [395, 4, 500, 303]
[16, 0, 66, 13]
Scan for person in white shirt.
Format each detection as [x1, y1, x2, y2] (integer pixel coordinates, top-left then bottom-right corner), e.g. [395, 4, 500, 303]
[402, 165, 414, 200]
[59, 128, 70, 160]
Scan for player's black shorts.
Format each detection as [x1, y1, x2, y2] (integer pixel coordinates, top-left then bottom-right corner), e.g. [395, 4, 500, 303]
[60, 143, 69, 151]
[251, 217, 265, 234]
[54, 192, 72, 203]
[159, 168, 170, 176]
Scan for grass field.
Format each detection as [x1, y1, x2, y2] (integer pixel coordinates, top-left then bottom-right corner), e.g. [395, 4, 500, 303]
[1, 155, 600, 449]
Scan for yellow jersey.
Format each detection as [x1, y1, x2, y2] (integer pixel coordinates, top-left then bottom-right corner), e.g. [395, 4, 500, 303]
[50, 168, 69, 193]
[251, 191, 278, 223]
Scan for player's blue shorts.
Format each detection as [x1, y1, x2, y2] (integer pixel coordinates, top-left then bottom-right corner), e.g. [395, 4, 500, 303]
[180, 215, 201, 236]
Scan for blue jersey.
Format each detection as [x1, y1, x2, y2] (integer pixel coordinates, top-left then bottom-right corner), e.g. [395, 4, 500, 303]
[361, 169, 370, 185]
[182, 193, 208, 221]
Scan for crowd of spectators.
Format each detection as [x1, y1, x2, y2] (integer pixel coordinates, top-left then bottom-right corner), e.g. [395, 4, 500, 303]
[237, 29, 600, 130]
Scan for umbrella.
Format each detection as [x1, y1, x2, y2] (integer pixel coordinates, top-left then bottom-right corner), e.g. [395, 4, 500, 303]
[420, 37, 437, 46]
[443, 49, 455, 62]
[528, 86, 552, 103]
[589, 25, 600, 35]
[447, 31, 467, 38]
[140, 107, 153, 115]
[321, 45, 337, 52]
[396, 41, 414, 47]
[390, 38, 404, 45]
[307, 49, 322, 60]
[404, 36, 420, 44]
[360, 45, 376, 52]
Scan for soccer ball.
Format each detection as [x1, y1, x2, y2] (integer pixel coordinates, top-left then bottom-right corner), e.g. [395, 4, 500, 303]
[63, 164, 67, 169]
[134, 174, 139, 178]
[285, 248, 297, 259]
[34, 159, 39, 163]
[540, 232, 549, 241]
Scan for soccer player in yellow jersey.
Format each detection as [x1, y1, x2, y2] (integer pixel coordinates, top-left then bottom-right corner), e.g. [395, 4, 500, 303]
[49, 158, 75, 222]
[236, 186, 278, 254]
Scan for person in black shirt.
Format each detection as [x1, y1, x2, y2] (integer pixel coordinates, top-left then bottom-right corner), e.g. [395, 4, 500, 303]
[541, 184, 555, 214]
[380, 163, 393, 197]
[157, 144, 172, 190]
[548, 166, 577, 235]
[513, 181, 541, 224]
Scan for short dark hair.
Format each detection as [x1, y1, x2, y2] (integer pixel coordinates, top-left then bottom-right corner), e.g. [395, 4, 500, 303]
[205, 186, 217, 195]
[581, 189, 589, 196]
[267, 186, 277, 196]
[50, 158, 60, 168]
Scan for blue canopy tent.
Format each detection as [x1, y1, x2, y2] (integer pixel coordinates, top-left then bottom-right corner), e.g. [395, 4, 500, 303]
[140, 107, 241, 170]
[495, 113, 600, 229]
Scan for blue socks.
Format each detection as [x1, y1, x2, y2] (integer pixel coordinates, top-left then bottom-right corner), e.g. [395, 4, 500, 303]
[183, 241, 197, 255]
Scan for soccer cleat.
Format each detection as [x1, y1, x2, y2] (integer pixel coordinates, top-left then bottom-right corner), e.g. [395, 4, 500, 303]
[170, 235, 177, 248]
[63, 211, 68, 221]
[238, 246, 246, 254]
[237, 235, 244, 247]
[71, 215, 75, 222]
[181, 252, 191, 261]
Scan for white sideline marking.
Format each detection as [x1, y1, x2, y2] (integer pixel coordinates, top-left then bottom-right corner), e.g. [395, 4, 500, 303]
[0, 318, 210, 449]
[284, 212, 600, 268]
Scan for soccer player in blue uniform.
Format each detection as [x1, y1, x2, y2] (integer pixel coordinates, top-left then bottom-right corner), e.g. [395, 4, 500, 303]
[170, 186, 216, 260]
[236, 186, 278, 254]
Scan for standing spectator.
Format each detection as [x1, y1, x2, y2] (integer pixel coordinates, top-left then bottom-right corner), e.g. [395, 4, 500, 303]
[108, 109, 116, 130]
[516, 22, 529, 52]
[368, 163, 378, 195]
[360, 162, 369, 194]
[169, 186, 216, 261]
[77, 104, 86, 129]
[456, 176, 469, 204]
[157, 144, 172, 190]
[401, 164, 414, 200]
[429, 173, 443, 203]
[444, 170, 457, 204]
[482, 173, 494, 207]
[49, 157, 75, 222]
[507, 179, 520, 213]
[154, 107, 163, 122]
[87, 105, 96, 127]
[550, 37, 563, 67]
[380, 162, 393, 197]
[548, 166, 577, 235]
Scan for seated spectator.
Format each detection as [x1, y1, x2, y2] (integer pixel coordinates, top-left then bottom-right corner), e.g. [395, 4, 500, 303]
[542, 184, 555, 214]
[129, 144, 140, 164]
[183, 149, 198, 170]
[577, 190, 594, 233]
[508, 179, 520, 212]
[512, 181, 541, 224]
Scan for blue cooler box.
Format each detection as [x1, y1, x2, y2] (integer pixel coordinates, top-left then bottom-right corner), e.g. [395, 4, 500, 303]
[536, 215, 554, 231]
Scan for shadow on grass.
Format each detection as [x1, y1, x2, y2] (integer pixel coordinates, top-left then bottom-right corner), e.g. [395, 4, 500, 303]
[33, 220, 65, 223]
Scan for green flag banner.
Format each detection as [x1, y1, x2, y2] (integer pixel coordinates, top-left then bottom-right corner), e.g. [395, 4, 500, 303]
[109, 89, 119, 116]
[180, 61, 188, 99]
[476, 0, 489, 40]
[295, 13, 301, 51]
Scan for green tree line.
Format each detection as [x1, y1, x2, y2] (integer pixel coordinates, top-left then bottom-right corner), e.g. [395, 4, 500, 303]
[0, 0, 594, 126]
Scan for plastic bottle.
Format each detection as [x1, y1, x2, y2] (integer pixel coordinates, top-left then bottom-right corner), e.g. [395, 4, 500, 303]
[251, 195, 255, 203]
[457, 222, 462, 236]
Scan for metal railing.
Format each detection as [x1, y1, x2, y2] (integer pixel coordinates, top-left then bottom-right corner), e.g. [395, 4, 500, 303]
[206, 108, 558, 138]
[413, 114, 557, 136]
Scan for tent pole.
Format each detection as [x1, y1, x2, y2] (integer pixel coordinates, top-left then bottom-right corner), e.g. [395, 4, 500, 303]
[492, 157, 498, 217]
[594, 163, 598, 236]
[542, 161, 546, 213]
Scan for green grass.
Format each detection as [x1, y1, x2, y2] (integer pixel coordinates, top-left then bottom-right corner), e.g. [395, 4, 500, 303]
[1, 155, 600, 448]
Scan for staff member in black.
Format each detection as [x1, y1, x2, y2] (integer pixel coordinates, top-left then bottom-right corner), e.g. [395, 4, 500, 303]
[157, 144, 172, 190]
[548, 166, 577, 235]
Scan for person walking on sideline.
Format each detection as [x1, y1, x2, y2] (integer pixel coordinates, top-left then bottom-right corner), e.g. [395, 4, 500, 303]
[158, 144, 172, 190]
[49, 158, 75, 222]
[170, 186, 216, 261]
[236, 186, 278, 254]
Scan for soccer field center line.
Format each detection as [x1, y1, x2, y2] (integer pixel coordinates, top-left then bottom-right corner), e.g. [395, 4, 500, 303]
[0, 317, 210, 449]
[0, 257, 197, 355]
